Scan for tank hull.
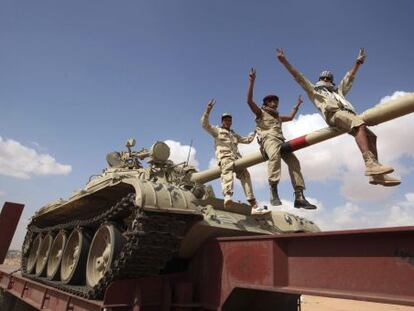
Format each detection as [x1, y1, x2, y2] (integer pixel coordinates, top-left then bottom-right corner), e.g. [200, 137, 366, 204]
[22, 178, 318, 299]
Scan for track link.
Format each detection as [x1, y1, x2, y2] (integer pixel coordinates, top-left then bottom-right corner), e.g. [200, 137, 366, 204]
[21, 193, 200, 299]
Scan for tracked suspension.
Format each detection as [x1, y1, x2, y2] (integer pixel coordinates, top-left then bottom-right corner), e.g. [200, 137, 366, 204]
[21, 194, 200, 299]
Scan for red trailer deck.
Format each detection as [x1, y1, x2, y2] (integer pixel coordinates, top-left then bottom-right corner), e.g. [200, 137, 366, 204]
[1, 201, 414, 310]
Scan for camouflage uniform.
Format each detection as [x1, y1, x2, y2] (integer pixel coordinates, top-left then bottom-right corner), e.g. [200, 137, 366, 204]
[280, 58, 398, 186]
[256, 108, 305, 188]
[201, 109, 255, 200]
[285, 67, 366, 133]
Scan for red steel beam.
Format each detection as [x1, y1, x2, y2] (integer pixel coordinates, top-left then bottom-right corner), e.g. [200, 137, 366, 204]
[189, 226, 414, 308]
[0, 202, 24, 264]
[1, 226, 413, 310]
[0, 266, 103, 311]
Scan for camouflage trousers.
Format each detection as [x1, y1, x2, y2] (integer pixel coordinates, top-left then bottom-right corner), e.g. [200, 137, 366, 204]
[262, 137, 305, 189]
[219, 157, 255, 200]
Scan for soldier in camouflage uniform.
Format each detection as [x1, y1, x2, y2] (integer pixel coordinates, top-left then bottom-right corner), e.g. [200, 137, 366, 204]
[247, 68, 317, 209]
[276, 48, 400, 187]
[201, 99, 270, 215]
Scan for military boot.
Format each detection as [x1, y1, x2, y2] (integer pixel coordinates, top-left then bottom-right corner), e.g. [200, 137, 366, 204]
[251, 206, 271, 216]
[224, 195, 233, 208]
[247, 198, 258, 209]
[369, 174, 401, 187]
[249, 198, 271, 216]
[294, 189, 317, 210]
[363, 151, 394, 176]
[269, 183, 282, 206]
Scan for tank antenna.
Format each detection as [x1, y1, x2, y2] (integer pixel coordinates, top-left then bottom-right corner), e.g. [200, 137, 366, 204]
[185, 139, 193, 167]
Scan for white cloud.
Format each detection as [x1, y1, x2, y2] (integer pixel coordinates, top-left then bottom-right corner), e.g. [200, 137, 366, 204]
[259, 191, 414, 231]
[325, 193, 414, 230]
[208, 157, 216, 169]
[238, 141, 270, 187]
[371, 113, 414, 163]
[30, 141, 47, 153]
[283, 113, 327, 139]
[0, 190, 4, 196]
[405, 193, 414, 202]
[378, 91, 410, 105]
[283, 113, 348, 182]
[334, 194, 414, 230]
[0, 137, 72, 179]
[164, 140, 199, 168]
[340, 169, 395, 201]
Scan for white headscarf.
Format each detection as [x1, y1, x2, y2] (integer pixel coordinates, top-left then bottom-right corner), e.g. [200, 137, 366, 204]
[314, 80, 336, 92]
[314, 81, 356, 113]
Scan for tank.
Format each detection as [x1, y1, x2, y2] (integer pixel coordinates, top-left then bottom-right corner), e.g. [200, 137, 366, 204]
[21, 138, 319, 299]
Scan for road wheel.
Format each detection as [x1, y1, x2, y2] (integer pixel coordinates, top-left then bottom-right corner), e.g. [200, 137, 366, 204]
[60, 228, 90, 284]
[35, 233, 54, 277]
[26, 234, 42, 274]
[86, 224, 125, 288]
[46, 231, 67, 280]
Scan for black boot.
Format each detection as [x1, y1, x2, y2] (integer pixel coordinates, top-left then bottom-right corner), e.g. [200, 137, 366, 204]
[294, 189, 317, 210]
[270, 183, 282, 206]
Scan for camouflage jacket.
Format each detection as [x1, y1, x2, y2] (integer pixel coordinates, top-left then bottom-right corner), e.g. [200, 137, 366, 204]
[201, 110, 255, 161]
[285, 63, 357, 120]
[255, 108, 285, 142]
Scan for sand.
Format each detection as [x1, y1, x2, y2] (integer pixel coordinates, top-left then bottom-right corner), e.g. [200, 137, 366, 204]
[301, 295, 414, 311]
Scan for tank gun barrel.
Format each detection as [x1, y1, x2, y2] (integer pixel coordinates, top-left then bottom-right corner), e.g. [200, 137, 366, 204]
[191, 93, 414, 184]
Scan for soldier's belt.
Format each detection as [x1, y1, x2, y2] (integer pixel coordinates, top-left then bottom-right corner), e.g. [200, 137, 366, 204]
[339, 107, 356, 115]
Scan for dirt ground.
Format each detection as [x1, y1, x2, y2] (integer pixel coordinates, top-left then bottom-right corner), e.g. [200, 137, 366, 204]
[2, 292, 413, 311]
[301, 295, 414, 311]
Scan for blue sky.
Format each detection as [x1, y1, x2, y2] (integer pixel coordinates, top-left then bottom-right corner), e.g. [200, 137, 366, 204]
[1, 0, 413, 248]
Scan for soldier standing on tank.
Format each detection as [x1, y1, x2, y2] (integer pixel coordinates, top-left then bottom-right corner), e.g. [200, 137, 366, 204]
[276, 48, 400, 186]
[246, 68, 317, 209]
[201, 99, 270, 215]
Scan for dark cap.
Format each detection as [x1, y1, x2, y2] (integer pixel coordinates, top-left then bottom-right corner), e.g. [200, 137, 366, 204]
[263, 94, 279, 104]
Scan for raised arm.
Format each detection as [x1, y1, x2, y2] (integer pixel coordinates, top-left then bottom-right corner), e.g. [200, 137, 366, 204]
[235, 131, 256, 144]
[276, 48, 314, 94]
[201, 99, 219, 137]
[280, 95, 303, 122]
[246, 68, 262, 118]
[338, 48, 366, 96]
[349, 48, 366, 76]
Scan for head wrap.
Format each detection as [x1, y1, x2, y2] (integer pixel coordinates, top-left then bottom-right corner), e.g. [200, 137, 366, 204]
[319, 70, 334, 81]
[314, 80, 337, 92]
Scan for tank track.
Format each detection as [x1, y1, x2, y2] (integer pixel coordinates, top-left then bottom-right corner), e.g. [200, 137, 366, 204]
[21, 193, 201, 299]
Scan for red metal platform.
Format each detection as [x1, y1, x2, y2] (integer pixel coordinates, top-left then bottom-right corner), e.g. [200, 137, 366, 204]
[196, 226, 414, 309]
[1, 225, 414, 310]
[0, 202, 24, 264]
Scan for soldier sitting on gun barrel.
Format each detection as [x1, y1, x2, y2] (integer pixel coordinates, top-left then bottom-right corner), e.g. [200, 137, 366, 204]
[276, 48, 400, 187]
[201, 99, 270, 215]
[247, 68, 317, 209]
